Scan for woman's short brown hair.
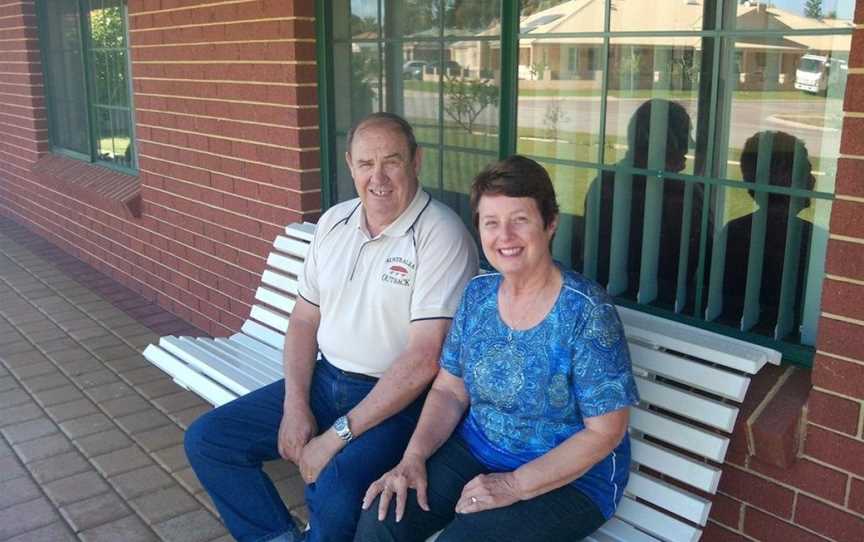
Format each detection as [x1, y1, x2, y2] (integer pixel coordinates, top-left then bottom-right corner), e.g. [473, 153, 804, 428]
[470, 155, 559, 229]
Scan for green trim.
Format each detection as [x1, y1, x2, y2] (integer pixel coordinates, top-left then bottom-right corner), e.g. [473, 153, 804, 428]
[315, 0, 334, 210]
[498, 0, 519, 158]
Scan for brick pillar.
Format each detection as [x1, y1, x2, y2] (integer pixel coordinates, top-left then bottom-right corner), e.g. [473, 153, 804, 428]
[127, 0, 322, 335]
[0, 1, 48, 176]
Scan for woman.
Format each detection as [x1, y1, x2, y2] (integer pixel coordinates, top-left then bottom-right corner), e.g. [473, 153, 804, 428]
[354, 156, 639, 542]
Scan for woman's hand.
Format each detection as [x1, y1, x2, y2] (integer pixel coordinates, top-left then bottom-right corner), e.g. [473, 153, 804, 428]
[455, 472, 523, 514]
[362, 454, 429, 522]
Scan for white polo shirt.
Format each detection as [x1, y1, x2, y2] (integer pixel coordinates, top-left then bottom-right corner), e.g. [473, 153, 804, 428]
[298, 188, 478, 377]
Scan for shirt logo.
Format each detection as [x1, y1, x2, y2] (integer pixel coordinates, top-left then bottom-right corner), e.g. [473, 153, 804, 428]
[382, 257, 414, 287]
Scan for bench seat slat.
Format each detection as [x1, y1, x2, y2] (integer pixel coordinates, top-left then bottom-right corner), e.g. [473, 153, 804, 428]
[630, 436, 721, 494]
[216, 337, 283, 370]
[274, 235, 312, 261]
[250, 305, 290, 334]
[261, 270, 301, 297]
[255, 286, 296, 315]
[615, 497, 701, 542]
[160, 337, 265, 396]
[618, 306, 780, 373]
[241, 320, 286, 351]
[625, 472, 711, 526]
[286, 222, 316, 242]
[143, 344, 237, 407]
[267, 252, 304, 277]
[634, 375, 739, 432]
[630, 343, 750, 402]
[630, 407, 728, 462]
[228, 333, 283, 358]
[193, 338, 283, 382]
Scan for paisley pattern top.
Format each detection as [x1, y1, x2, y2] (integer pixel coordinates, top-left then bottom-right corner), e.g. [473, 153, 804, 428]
[440, 269, 639, 519]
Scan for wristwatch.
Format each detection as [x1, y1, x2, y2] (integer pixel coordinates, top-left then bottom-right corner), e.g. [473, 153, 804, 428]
[332, 415, 354, 443]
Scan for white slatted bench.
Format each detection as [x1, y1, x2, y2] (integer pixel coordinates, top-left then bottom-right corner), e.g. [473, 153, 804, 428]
[142, 222, 781, 542]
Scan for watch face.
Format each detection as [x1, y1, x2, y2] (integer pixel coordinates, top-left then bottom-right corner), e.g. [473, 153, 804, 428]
[334, 417, 347, 431]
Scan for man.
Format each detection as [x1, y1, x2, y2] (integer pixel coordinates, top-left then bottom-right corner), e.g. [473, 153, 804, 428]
[184, 112, 478, 542]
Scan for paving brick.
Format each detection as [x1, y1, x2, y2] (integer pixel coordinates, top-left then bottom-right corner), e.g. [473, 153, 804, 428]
[130, 486, 201, 524]
[59, 491, 132, 534]
[59, 412, 115, 439]
[264, 459, 300, 482]
[105, 354, 150, 373]
[110, 464, 176, 500]
[44, 398, 99, 423]
[153, 390, 209, 414]
[0, 401, 43, 427]
[20, 372, 71, 394]
[100, 395, 153, 417]
[170, 404, 211, 430]
[152, 444, 190, 473]
[152, 508, 227, 542]
[79, 334, 122, 351]
[0, 342, 39, 360]
[0, 475, 41, 508]
[91, 344, 139, 362]
[78, 513, 157, 542]
[56, 357, 105, 377]
[0, 454, 27, 482]
[75, 429, 133, 458]
[1, 417, 57, 444]
[66, 326, 110, 341]
[90, 446, 153, 477]
[175, 467, 204, 494]
[275, 474, 306, 509]
[133, 424, 185, 453]
[85, 381, 135, 402]
[6, 522, 77, 542]
[72, 369, 120, 389]
[32, 385, 86, 407]
[117, 409, 174, 435]
[0, 389, 31, 408]
[43, 470, 111, 506]
[136, 378, 186, 400]
[42, 343, 89, 360]
[121, 366, 170, 385]
[25, 449, 89, 484]
[0, 375, 19, 392]
[0, 497, 60, 539]
[10, 361, 59, 380]
[12, 433, 74, 463]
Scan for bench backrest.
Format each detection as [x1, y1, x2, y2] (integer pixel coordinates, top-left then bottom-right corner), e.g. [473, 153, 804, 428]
[237, 223, 780, 542]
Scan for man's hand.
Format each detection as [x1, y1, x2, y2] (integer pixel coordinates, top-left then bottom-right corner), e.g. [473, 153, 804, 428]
[299, 429, 344, 484]
[454, 472, 523, 514]
[362, 453, 429, 522]
[277, 401, 317, 463]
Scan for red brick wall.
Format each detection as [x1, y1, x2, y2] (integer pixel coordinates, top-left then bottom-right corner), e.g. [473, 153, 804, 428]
[0, 0, 321, 337]
[705, 5, 864, 540]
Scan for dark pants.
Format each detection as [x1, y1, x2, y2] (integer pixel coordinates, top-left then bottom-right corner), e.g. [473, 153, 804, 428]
[354, 436, 606, 542]
[184, 360, 423, 542]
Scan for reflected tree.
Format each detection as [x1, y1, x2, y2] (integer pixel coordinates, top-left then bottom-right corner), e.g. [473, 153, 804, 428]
[804, 0, 823, 19]
[443, 75, 499, 134]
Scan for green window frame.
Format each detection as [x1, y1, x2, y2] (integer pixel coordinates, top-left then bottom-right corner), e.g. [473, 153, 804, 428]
[36, 0, 137, 173]
[317, 0, 853, 367]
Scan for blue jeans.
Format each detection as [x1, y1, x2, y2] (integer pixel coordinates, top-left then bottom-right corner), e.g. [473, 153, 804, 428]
[354, 436, 606, 542]
[185, 360, 423, 542]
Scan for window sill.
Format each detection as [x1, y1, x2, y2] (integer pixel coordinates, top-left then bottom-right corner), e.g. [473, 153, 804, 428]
[30, 154, 142, 218]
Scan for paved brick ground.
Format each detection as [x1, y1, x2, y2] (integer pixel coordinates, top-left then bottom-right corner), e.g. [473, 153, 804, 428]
[0, 217, 306, 541]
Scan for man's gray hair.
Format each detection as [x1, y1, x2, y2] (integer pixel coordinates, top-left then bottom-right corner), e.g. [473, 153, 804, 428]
[346, 112, 418, 159]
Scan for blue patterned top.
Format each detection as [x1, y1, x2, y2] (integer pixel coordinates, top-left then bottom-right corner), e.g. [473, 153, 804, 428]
[440, 269, 640, 519]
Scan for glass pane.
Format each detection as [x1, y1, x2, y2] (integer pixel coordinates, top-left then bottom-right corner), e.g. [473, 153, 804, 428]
[521, 0, 603, 34]
[535, 162, 596, 269]
[733, 0, 854, 30]
[351, 0, 379, 38]
[418, 145, 441, 199]
[43, 0, 89, 155]
[87, 0, 134, 167]
[389, 0, 440, 38]
[727, 35, 849, 192]
[442, 42, 499, 152]
[396, 42, 441, 146]
[441, 150, 494, 236]
[604, 41, 701, 175]
[516, 43, 602, 163]
[352, 43, 382, 122]
[334, 136, 357, 202]
[611, 0, 715, 32]
[444, 0, 500, 36]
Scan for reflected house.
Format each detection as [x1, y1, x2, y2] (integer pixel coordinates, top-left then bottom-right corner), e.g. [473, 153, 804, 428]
[449, 0, 851, 91]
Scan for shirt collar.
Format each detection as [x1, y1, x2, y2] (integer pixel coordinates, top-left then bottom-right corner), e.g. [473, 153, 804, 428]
[353, 187, 431, 239]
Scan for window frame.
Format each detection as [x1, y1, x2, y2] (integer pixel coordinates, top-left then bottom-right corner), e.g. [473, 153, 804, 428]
[36, 0, 138, 175]
[316, 0, 853, 367]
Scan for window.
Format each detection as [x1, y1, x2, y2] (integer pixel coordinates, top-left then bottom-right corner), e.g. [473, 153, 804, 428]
[318, 0, 853, 366]
[37, 0, 136, 171]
